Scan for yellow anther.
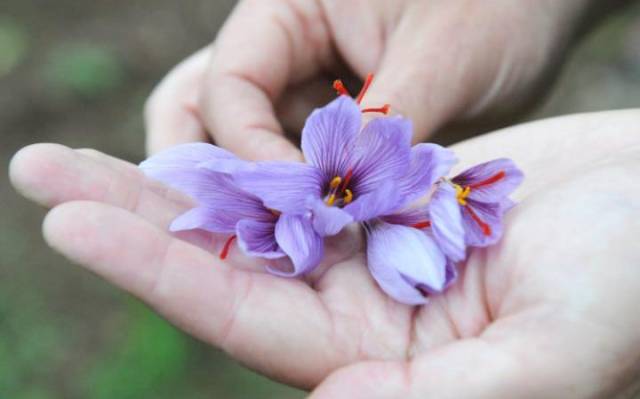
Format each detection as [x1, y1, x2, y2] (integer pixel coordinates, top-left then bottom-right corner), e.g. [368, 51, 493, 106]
[343, 189, 353, 204]
[454, 184, 471, 206]
[330, 176, 342, 189]
[326, 193, 336, 206]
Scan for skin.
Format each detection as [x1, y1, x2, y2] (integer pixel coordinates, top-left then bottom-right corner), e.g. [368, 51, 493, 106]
[9, 0, 640, 397]
[9, 109, 640, 398]
[144, 0, 603, 159]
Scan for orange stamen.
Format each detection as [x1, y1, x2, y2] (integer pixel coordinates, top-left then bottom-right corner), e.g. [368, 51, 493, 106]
[219, 235, 237, 260]
[361, 104, 390, 114]
[468, 171, 506, 189]
[340, 168, 353, 193]
[411, 221, 432, 229]
[465, 207, 491, 236]
[333, 80, 351, 97]
[355, 73, 373, 104]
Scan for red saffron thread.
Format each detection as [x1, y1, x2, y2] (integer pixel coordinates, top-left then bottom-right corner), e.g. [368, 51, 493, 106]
[411, 221, 432, 229]
[340, 168, 354, 193]
[468, 171, 506, 189]
[219, 235, 237, 260]
[361, 104, 390, 114]
[333, 80, 351, 97]
[465, 207, 491, 236]
[355, 73, 374, 104]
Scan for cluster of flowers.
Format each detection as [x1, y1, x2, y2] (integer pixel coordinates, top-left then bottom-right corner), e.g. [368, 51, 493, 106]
[140, 79, 523, 305]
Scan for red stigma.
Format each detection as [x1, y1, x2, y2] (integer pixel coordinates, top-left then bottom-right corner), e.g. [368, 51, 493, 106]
[465, 207, 492, 236]
[219, 235, 237, 260]
[468, 171, 506, 189]
[333, 80, 351, 97]
[362, 104, 390, 115]
[411, 221, 431, 229]
[355, 73, 373, 104]
[340, 168, 354, 193]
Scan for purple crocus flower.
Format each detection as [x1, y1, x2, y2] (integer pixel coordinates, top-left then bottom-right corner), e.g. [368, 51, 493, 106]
[232, 96, 425, 237]
[139, 143, 323, 276]
[435, 158, 524, 247]
[362, 144, 464, 305]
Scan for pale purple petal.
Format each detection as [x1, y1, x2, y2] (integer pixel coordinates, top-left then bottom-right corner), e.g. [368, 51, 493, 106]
[301, 96, 362, 176]
[232, 161, 324, 214]
[453, 158, 523, 203]
[269, 214, 324, 276]
[349, 116, 412, 196]
[429, 184, 466, 262]
[366, 222, 447, 305]
[236, 219, 284, 259]
[444, 260, 458, 289]
[343, 181, 404, 222]
[140, 142, 236, 170]
[381, 208, 429, 227]
[461, 200, 504, 247]
[398, 143, 457, 204]
[306, 198, 353, 236]
[170, 207, 230, 232]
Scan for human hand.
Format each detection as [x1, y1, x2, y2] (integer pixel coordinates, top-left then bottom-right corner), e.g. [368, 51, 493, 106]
[10, 109, 640, 398]
[145, 0, 601, 160]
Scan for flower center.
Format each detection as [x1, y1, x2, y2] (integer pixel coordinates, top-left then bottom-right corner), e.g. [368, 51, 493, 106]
[333, 73, 390, 115]
[325, 169, 354, 207]
[450, 169, 506, 237]
[454, 184, 471, 206]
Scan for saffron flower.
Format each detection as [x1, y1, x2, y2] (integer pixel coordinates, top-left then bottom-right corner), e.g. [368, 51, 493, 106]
[137, 74, 524, 306]
[435, 159, 524, 247]
[232, 95, 427, 237]
[363, 145, 464, 305]
[140, 143, 323, 276]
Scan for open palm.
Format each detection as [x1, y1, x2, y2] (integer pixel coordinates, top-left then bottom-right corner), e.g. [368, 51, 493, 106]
[10, 109, 640, 398]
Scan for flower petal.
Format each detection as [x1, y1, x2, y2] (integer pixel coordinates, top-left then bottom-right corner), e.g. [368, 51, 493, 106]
[306, 197, 353, 236]
[444, 260, 458, 289]
[350, 116, 412, 196]
[461, 200, 504, 247]
[343, 180, 403, 222]
[269, 214, 324, 276]
[366, 222, 446, 305]
[236, 219, 284, 259]
[399, 143, 457, 204]
[301, 96, 362, 176]
[429, 184, 466, 262]
[157, 171, 270, 232]
[232, 161, 324, 214]
[453, 158, 523, 203]
[140, 143, 236, 170]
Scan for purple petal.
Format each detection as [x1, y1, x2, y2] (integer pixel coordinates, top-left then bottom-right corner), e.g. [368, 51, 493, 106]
[301, 96, 362, 176]
[236, 219, 284, 259]
[349, 116, 412, 197]
[160, 171, 271, 232]
[306, 198, 353, 236]
[269, 214, 324, 276]
[398, 143, 457, 204]
[461, 200, 504, 247]
[344, 180, 404, 222]
[140, 143, 237, 170]
[453, 158, 523, 203]
[366, 222, 447, 305]
[444, 260, 459, 289]
[232, 161, 324, 214]
[380, 207, 429, 227]
[429, 184, 466, 262]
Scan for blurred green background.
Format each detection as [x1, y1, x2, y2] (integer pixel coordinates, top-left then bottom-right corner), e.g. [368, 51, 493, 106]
[1, 1, 639, 398]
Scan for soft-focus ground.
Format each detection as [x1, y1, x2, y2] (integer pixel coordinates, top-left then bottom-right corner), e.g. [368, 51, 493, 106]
[1, 2, 639, 398]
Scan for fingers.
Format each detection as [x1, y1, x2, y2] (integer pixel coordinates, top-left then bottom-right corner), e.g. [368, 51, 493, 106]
[9, 143, 191, 228]
[43, 200, 342, 388]
[145, 47, 211, 155]
[199, 0, 333, 161]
